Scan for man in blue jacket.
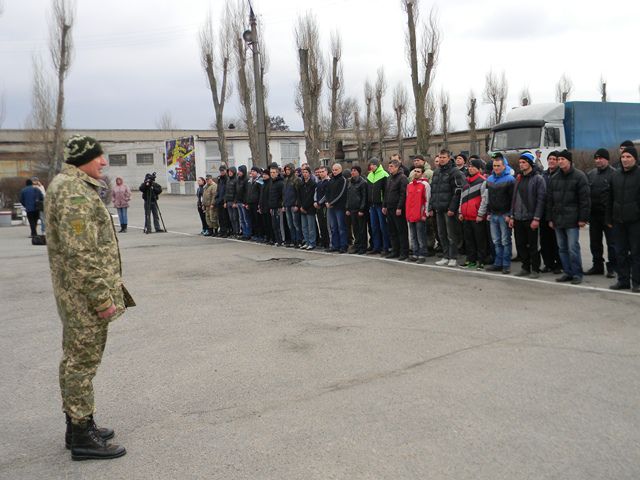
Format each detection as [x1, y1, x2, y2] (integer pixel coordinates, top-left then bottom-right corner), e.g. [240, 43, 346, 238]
[20, 178, 44, 238]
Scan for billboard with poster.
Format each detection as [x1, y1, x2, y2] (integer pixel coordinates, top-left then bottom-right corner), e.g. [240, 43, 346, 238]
[165, 136, 196, 183]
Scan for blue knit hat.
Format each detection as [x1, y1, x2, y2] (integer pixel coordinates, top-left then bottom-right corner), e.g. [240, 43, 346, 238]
[519, 151, 535, 166]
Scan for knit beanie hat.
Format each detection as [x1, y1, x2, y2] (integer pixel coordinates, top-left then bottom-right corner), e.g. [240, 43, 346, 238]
[594, 148, 610, 160]
[64, 135, 104, 167]
[470, 158, 485, 171]
[620, 140, 634, 149]
[622, 147, 638, 161]
[557, 149, 573, 162]
[456, 153, 468, 163]
[251, 166, 262, 174]
[519, 151, 535, 166]
[548, 150, 560, 159]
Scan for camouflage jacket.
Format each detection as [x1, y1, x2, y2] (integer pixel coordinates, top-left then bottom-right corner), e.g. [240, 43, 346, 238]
[202, 182, 217, 207]
[45, 164, 133, 326]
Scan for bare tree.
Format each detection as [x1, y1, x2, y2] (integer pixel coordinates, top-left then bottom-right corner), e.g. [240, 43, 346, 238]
[402, 1, 440, 155]
[392, 83, 408, 160]
[295, 12, 324, 167]
[352, 101, 364, 161]
[467, 90, 478, 154]
[337, 97, 356, 129]
[439, 89, 450, 150]
[363, 79, 374, 159]
[199, 7, 232, 166]
[555, 73, 573, 103]
[326, 31, 343, 162]
[374, 67, 387, 161]
[483, 69, 508, 126]
[424, 92, 437, 153]
[26, 55, 56, 174]
[156, 111, 177, 131]
[519, 87, 531, 106]
[599, 75, 607, 102]
[48, 0, 75, 180]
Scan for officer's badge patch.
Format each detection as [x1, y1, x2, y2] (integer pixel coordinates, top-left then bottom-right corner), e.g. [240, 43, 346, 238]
[70, 218, 85, 235]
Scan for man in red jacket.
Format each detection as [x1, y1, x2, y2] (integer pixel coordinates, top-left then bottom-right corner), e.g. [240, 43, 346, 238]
[405, 165, 431, 263]
[458, 158, 488, 269]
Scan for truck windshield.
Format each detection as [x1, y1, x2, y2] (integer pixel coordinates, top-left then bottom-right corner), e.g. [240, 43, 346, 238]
[491, 127, 541, 151]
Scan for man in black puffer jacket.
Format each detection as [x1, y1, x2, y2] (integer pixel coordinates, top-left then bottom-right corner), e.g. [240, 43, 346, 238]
[607, 146, 640, 292]
[546, 149, 590, 284]
[268, 165, 285, 245]
[346, 165, 369, 254]
[430, 149, 465, 266]
[235, 165, 250, 239]
[585, 148, 617, 277]
[383, 159, 409, 260]
[224, 166, 240, 236]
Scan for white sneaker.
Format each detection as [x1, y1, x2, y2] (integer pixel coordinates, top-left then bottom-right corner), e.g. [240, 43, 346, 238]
[447, 259, 457, 267]
[435, 258, 449, 266]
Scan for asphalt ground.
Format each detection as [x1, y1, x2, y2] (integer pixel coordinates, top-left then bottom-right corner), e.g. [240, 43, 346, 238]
[1, 194, 639, 480]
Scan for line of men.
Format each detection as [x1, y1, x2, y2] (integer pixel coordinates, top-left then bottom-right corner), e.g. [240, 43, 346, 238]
[198, 141, 640, 292]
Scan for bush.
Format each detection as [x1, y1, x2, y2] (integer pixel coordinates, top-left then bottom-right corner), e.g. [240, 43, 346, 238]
[0, 177, 29, 210]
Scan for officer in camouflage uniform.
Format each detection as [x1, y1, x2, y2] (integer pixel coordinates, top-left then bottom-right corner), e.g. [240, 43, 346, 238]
[202, 174, 218, 236]
[45, 135, 134, 461]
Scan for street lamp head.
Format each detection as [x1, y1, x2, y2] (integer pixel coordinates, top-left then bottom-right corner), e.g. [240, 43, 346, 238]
[243, 30, 254, 44]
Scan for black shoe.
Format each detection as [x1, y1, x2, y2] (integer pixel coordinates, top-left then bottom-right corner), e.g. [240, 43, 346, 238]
[552, 268, 563, 275]
[632, 286, 640, 293]
[609, 282, 630, 290]
[514, 269, 530, 277]
[540, 266, 553, 273]
[502, 268, 511, 274]
[606, 270, 616, 279]
[570, 276, 583, 285]
[366, 250, 381, 255]
[65, 414, 114, 450]
[387, 253, 399, 259]
[584, 266, 604, 275]
[398, 255, 408, 261]
[70, 419, 125, 461]
[339, 248, 347, 254]
[484, 264, 502, 272]
[556, 274, 573, 282]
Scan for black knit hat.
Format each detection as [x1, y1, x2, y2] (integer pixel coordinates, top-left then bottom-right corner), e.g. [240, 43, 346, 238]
[470, 158, 485, 170]
[594, 148, 610, 160]
[351, 165, 362, 175]
[548, 150, 560, 159]
[251, 166, 262, 174]
[622, 147, 638, 161]
[456, 153, 468, 162]
[64, 135, 104, 167]
[557, 149, 573, 162]
[620, 140, 634, 149]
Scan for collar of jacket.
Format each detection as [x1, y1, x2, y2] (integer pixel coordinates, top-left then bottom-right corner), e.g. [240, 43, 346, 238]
[61, 163, 104, 190]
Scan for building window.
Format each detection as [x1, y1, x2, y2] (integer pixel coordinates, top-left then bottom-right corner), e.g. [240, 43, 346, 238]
[108, 154, 127, 166]
[281, 141, 299, 165]
[204, 141, 234, 176]
[136, 153, 154, 165]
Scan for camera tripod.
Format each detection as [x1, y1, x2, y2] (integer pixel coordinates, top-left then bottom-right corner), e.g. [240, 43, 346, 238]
[143, 184, 167, 234]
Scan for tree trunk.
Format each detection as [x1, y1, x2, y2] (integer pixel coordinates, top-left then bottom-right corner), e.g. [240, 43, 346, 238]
[328, 55, 339, 162]
[49, 22, 70, 181]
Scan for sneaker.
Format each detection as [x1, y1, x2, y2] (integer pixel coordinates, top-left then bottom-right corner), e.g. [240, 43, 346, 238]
[460, 261, 477, 269]
[476, 263, 485, 270]
[447, 259, 457, 267]
[435, 258, 449, 266]
[514, 269, 530, 277]
[571, 276, 583, 285]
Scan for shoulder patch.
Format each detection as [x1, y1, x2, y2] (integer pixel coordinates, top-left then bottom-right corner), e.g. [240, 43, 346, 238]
[70, 218, 86, 235]
[70, 196, 88, 205]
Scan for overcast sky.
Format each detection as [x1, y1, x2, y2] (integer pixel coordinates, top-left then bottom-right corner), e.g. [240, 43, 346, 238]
[1, 0, 638, 133]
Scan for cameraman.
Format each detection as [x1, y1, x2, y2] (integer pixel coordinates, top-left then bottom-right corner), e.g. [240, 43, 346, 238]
[139, 173, 164, 233]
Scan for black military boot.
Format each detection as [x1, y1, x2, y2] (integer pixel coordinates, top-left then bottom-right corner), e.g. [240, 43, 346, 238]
[70, 419, 126, 461]
[121, 224, 127, 233]
[65, 414, 115, 449]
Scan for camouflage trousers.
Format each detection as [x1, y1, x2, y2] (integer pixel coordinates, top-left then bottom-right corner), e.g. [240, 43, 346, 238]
[206, 206, 219, 229]
[60, 321, 109, 422]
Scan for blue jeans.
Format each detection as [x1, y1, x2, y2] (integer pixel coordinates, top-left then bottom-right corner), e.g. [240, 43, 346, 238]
[369, 205, 390, 252]
[555, 227, 583, 278]
[327, 207, 347, 250]
[300, 213, 317, 247]
[238, 205, 251, 237]
[490, 214, 512, 268]
[408, 221, 427, 257]
[285, 207, 302, 244]
[117, 207, 128, 225]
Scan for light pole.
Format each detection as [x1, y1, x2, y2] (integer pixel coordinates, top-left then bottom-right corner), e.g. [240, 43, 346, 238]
[243, 5, 269, 169]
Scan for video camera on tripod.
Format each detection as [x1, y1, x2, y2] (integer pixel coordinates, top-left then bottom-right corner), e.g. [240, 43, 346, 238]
[140, 172, 167, 233]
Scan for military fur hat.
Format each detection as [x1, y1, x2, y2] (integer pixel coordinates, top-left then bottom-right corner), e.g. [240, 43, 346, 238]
[64, 135, 104, 166]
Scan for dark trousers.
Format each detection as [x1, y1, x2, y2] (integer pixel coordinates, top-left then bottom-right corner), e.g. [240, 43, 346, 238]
[261, 210, 273, 242]
[249, 204, 262, 238]
[427, 215, 437, 251]
[349, 211, 367, 252]
[540, 219, 561, 270]
[217, 204, 230, 235]
[613, 221, 640, 287]
[144, 202, 161, 232]
[387, 211, 409, 256]
[317, 206, 329, 248]
[197, 205, 207, 231]
[27, 210, 40, 237]
[435, 211, 460, 259]
[589, 213, 616, 272]
[462, 220, 488, 264]
[514, 220, 541, 272]
[270, 209, 283, 244]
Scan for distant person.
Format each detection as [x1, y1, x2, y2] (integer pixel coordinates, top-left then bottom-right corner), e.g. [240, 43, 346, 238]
[383, 159, 409, 260]
[283, 163, 303, 248]
[224, 166, 240, 236]
[325, 163, 348, 253]
[139, 173, 163, 233]
[540, 151, 562, 274]
[459, 158, 488, 269]
[534, 149, 544, 171]
[111, 176, 131, 233]
[614, 140, 635, 169]
[245, 167, 263, 241]
[314, 166, 331, 249]
[607, 146, 640, 292]
[32, 176, 47, 234]
[195, 177, 207, 235]
[20, 178, 44, 238]
[585, 148, 616, 277]
[345, 165, 368, 254]
[546, 150, 590, 284]
[455, 153, 468, 176]
[258, 168, 274, 244]
[299, 166, 317, 250]
[235, 165, 251, 239]
[215, 166, 230, 237]
[406, 166, 430, 263]
[268, 165, 285, 246]
[202, 175, 218, 236]
[366, 158, 390, 256]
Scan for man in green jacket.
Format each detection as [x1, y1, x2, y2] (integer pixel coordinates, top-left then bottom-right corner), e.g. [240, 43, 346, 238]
[367, 158, 390, 255]
[46, 135, 133, 460]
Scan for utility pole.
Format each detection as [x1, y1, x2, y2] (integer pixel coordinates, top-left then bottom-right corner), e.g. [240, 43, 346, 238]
[244, 4, 268, 168]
